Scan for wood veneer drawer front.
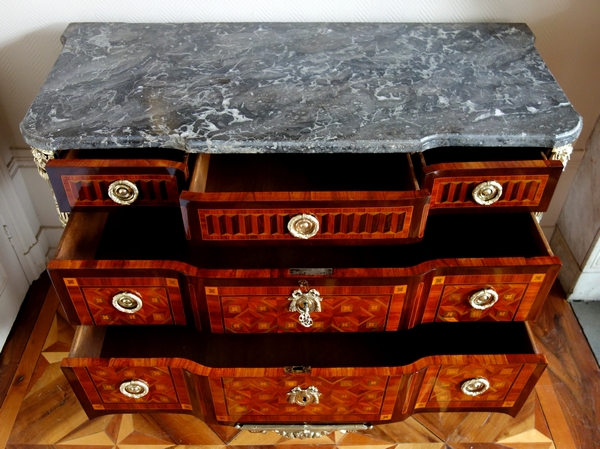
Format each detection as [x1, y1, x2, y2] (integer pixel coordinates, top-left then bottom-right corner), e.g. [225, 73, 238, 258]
[61, 322, 545, 421]
[413, 147, 563, 212]
[181, 153, 429, 242]
[420, 270, 560, 325]
[50, 210, 557, 328]
[49, 273, 187, 326]
[215, 375, 390, 418]
[68, 365, 193, 412]
[46, 149, 189, 211]
[415, 359, 546, 411]
[205, 285, 407, 333]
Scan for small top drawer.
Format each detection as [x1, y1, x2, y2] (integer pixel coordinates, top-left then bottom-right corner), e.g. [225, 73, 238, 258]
[180, 153, 429, 243]
[47, 149, 190, 211]
[412, 147, 563, 212]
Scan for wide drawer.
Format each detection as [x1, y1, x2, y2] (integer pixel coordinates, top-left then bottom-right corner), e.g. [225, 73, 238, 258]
[180, 153, 429, 243]
[412, 147, 563, 213]
[62, 322, 546, 425]
[48, 209, 560, 330]
[46, 149, 190, 211]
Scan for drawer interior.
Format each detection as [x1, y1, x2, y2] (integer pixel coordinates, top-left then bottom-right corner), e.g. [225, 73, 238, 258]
[71, 208, 552, 268]
[57, 148, 189, 163]
[189, 153, 419, 193]
[414, 147, 549, 166]
[73, 322, 536, 368]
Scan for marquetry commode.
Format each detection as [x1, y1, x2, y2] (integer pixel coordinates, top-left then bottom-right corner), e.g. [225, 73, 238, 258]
[21, 23, 581, 440]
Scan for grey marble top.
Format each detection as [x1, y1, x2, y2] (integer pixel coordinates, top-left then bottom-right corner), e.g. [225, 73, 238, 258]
[20, 22, 582, 153]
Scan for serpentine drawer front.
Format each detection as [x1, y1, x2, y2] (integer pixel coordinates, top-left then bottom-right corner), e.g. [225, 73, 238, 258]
[48, 209, 559, 329]
[61, 322, 547, 423]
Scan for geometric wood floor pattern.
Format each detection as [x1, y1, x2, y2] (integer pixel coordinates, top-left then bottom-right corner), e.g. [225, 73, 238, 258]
[7, 279, 598, 448]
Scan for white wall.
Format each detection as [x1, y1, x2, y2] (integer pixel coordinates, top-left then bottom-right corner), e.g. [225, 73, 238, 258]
[0, 1, 599, 348]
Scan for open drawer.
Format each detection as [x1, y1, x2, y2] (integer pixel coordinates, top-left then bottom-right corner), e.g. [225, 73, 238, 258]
[412, 147, 563, 212]
[180, 153, 430, 243]
[46, 148, 191, 211]
[48, 209, 560, 330]
[61, 322, 547, 426]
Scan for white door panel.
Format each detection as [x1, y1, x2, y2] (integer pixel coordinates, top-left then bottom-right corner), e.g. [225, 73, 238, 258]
[0, 215, 29, 349]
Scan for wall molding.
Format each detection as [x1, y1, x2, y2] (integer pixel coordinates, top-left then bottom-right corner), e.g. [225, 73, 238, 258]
[7, 148, 37, 177]
[0, 150, 48, 282]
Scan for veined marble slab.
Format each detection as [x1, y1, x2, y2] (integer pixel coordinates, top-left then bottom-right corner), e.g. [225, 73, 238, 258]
[20, 23, 582, 153]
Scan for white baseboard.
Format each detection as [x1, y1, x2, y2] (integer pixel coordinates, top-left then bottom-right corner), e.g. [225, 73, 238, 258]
[551, 226, 600, 301]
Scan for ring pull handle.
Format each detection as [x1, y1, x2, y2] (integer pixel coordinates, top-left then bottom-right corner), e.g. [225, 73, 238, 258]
[112, 292, 143, 313]
[468, 288, 499, 310]
[119, 379, 150, 398]
[472, 180, 503, 205]
[288, 214, 319, 239]
[287, 386, 322, 406]
[108, 180, 139, 205]
[461, 377, 490, 396]
[288, 281, 322, 328]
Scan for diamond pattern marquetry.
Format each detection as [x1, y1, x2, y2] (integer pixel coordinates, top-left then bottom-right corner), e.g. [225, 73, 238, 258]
[221, 294, 390, 333]
[63, 277, 186, 325]
[220, 376, 388, 417]
[436, 283, 527, 322]
[422, 273, 548, 325]
[428, 364, 523, 405]
[84, 286, 174, 325]
[86, 366, 180, 405]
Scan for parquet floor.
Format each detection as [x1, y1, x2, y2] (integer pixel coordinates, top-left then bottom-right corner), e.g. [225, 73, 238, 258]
[1, 282, 599, 448]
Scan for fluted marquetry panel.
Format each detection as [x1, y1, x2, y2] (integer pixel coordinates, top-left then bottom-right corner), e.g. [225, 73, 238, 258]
[60, 175, 180, 208]
[430, 175, 549, 208]
[199, 208, 412, 240]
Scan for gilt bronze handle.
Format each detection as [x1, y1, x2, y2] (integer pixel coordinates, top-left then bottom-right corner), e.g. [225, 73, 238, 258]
[469, 288, 499, 310]
[461, 377, 490, 396]
[119, 379, 150, 398]
[288, 214, 319, 239]
[108, 180, 139, 205]
[112, 292, 143, 313]
[472, 180, 502, 205]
